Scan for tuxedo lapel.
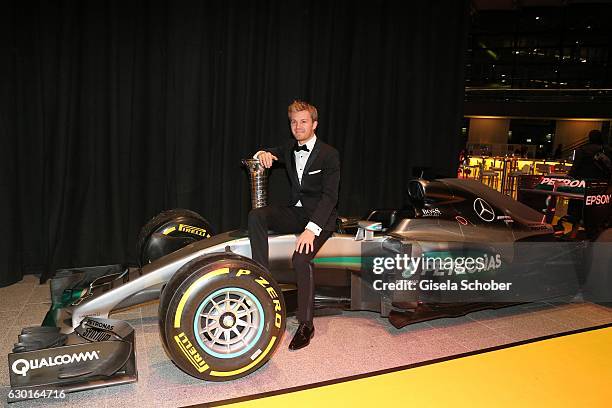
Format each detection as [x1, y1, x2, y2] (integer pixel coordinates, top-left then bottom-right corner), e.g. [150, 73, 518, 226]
[286, 143, 300, 186]
[302, 139, 322, 176]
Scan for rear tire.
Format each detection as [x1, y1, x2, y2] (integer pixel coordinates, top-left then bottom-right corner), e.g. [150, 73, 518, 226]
[158, 253, 286, 381]
[136, 209, 214, 266]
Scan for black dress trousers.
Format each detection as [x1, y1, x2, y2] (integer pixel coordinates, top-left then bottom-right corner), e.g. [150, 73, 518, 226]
[248, 205, 332, 323]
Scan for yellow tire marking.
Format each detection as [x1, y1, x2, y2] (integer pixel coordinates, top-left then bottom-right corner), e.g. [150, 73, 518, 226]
[174, 333, 210, 373]
[237, 269, 251, 276]
[162, 226, 177, 235]
[210, 336, 277, 377]
[178, 224, 209, 237]
[173, 267, 230, 328]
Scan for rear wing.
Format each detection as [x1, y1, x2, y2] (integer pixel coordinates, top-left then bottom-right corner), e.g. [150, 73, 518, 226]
[584, 180, 612, 235]
[517, 175, 611, 235]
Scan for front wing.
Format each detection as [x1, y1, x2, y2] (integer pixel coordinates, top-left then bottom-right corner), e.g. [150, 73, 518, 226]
[7, 317, 137, 403]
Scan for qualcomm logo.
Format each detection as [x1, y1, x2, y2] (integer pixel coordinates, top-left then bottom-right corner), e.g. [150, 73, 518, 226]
[11, 351, 100, 377]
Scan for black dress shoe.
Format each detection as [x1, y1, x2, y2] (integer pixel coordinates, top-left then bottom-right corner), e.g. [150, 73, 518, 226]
[289, 322, 314, 351]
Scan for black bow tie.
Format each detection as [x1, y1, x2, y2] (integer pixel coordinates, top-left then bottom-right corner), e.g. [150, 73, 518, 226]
[294, 144, 310, 153]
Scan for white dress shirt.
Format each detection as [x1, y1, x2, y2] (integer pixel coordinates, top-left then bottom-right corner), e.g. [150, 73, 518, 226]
[254, 135, 322, 236]
[294, 136, 322, 236]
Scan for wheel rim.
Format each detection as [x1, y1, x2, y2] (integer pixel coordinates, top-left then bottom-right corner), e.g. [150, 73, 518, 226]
[193, 287, 264, 359]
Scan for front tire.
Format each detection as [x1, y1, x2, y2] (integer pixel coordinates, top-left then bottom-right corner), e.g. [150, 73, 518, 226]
[158, 254, 286, 381]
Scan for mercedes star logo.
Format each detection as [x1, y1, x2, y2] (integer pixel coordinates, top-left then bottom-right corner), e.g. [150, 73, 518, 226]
[473, 198, 495, 222]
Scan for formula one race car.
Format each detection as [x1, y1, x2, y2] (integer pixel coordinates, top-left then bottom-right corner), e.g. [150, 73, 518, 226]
[7, 164, 612, 400]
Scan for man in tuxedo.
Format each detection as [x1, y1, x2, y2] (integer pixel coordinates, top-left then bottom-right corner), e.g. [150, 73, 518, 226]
[248, 100, 340, 350]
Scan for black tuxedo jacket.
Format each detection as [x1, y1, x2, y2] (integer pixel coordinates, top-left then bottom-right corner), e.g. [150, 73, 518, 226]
[266, 138, 340, 231]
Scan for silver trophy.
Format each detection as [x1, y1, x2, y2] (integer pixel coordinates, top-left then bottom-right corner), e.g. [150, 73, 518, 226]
[242, 158, 269, 209]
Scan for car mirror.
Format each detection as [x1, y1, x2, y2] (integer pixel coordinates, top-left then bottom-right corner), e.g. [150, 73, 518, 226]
[355, 221, 383, 241]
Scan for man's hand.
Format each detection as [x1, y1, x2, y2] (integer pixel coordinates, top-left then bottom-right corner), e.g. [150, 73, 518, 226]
[257, 151, 278, 168]
[296, 229, 315, 254]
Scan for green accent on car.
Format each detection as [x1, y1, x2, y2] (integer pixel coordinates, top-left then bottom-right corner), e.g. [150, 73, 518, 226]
[42, 288, 88, 327]
[313, 257, 363, 267]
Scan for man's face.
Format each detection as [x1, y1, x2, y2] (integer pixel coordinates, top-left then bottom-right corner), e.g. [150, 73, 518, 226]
[290, 110, 317, 143]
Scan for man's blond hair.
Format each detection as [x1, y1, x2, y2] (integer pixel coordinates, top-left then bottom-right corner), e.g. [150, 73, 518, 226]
[288, 100, 318, 122]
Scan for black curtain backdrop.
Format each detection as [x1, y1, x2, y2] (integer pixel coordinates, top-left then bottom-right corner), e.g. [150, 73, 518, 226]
[1, 0, 469, 286]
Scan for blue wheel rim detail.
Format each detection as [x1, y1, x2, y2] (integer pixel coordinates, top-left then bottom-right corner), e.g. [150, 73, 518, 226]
[193, 287, 265, 359]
